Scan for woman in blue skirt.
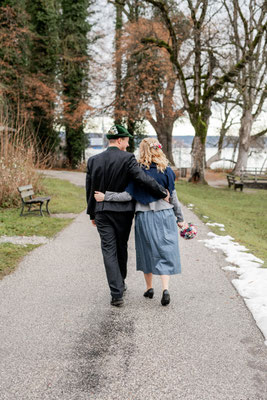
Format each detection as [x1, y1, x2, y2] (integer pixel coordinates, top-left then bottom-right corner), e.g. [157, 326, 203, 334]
[94, 138, 186, 306]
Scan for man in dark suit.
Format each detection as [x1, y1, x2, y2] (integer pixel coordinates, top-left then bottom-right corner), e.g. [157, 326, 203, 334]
[86, 124, 168, 306]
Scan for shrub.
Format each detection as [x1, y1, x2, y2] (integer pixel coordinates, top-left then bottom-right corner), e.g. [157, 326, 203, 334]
[0, 110, 49, 207]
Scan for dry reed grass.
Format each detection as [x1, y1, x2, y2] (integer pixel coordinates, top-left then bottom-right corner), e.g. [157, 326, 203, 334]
[0, 108, 51, 207]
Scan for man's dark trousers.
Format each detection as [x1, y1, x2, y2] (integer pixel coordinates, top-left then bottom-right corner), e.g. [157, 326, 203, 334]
[95, 211, 134, 299]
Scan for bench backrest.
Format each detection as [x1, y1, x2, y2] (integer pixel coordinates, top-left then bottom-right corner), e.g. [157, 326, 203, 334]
[241, 168, 267, 174]
[241, 170, 267, 178]
[227, 175, 235, 181]
[18, 184, 34, 199]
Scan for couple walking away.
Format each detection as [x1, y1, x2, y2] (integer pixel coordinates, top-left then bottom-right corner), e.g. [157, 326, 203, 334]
[86, 124, 186, 307]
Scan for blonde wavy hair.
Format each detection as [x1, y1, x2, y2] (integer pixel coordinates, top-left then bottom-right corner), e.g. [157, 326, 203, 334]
[138, 138, 169, 173]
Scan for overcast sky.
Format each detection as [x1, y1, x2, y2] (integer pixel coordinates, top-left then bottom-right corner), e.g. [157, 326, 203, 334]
[88, 1, 266, 137]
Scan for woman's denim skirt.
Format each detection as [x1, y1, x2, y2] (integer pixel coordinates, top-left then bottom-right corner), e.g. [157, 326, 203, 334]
[135, 209, 181, 275]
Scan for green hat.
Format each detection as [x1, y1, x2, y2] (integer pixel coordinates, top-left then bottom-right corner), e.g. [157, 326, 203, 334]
[106, 124, 133, 139]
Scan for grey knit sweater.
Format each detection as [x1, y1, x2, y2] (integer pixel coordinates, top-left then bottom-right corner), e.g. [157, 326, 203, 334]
[104, 190, 184, 222]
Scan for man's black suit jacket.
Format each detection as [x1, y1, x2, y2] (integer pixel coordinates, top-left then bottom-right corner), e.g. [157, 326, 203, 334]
[86, 147, 167, 220]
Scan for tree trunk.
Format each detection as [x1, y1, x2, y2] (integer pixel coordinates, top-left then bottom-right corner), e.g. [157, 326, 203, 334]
[188, 111, 210, 183]
[154, 122, 175, 166]
[206, 128, 225, 168]
[127, 118, 135, 153]
[189, 136, 207, 183]
[234, 109, 253, 175]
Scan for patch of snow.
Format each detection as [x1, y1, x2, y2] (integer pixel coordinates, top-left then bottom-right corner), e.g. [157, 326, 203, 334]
[188, 203, 194, 207]
[200, 232, 267, 345]
[203, 216, 209, 219]
[222, 266, 240, 272]
[0, 235, 49, 246]
[206, 222, 225, 228]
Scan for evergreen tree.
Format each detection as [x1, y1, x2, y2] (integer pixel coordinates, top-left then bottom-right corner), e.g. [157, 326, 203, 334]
[25, 0, 60, 154]
[0, 0, 30, 120]
[61, 0, 93, 168]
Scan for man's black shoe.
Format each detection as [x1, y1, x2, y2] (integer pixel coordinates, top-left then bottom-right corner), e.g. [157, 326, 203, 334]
[111, 297, 124, 307]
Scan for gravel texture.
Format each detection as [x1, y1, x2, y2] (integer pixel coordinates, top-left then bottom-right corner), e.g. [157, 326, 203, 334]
[51, 213, 78, 219]
[0, 235, 49, 246]
[1, 170, 267, 400]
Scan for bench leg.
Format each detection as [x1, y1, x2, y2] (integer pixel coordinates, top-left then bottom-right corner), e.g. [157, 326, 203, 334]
[39, 202, 44, 217]
[20, 203, 25, 217]
[234, 184, 243, 191]
[46, 199, 51, 216]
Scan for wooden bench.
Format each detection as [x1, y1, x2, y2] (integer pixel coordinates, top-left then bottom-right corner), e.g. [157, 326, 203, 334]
[226, 175, 244, 191]
[240, 168, 267, 178]
[18, 184, 51, 217]
[241, 172, 267, 182]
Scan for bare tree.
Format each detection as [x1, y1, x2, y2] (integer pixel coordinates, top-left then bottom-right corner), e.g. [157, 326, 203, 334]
[109, 1, 186, 160]
[207, 85, 241, 168]
[143, 0, 267, 182]
[145, 78, 184, 165]
[121, 17, 186, 163]
[223, 0, 267, 175]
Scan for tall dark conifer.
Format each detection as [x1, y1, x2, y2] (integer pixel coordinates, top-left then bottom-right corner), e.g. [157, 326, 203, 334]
[0, 0, 30, 119]
[61, 0, 93, 168]
[25, 0, 60, 154]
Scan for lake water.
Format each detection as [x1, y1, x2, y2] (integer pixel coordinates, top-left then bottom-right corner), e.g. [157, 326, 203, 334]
[173, 147, 267, 170]
[85, 146, 267, 171]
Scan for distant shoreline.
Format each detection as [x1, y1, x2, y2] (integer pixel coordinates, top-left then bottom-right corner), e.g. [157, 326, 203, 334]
[88, 134, 267, 150]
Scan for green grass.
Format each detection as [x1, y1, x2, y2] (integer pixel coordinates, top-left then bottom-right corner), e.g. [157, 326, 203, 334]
[176, 181, 267, 266]
[40, 178, 86, 214]
[0, 243, 39, 279]
[0, 177, 86, 278]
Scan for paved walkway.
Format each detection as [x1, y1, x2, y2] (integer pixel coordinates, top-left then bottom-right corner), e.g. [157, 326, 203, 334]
[1, 171, 267, 400]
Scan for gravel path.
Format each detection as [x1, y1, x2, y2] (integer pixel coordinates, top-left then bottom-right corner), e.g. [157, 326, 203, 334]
[1, 170, 267, 400]
[38, 169, 86, 187]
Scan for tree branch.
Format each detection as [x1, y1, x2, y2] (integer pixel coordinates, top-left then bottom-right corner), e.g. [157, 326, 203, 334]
[145, 108, 157, 129]
[141, 36, 173, 55]
[174, 107, 185, 120]
[144, 0, 190, 109]
[204, 18, 267, 101]
[251, 128, 267, 138]
[253, 83, 267, 118]
[214, 97, 243, 107]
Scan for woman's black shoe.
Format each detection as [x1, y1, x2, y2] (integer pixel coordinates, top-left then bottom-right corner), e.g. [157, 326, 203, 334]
[143, 288, 154, 299]
[161, 290, 170, 306]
